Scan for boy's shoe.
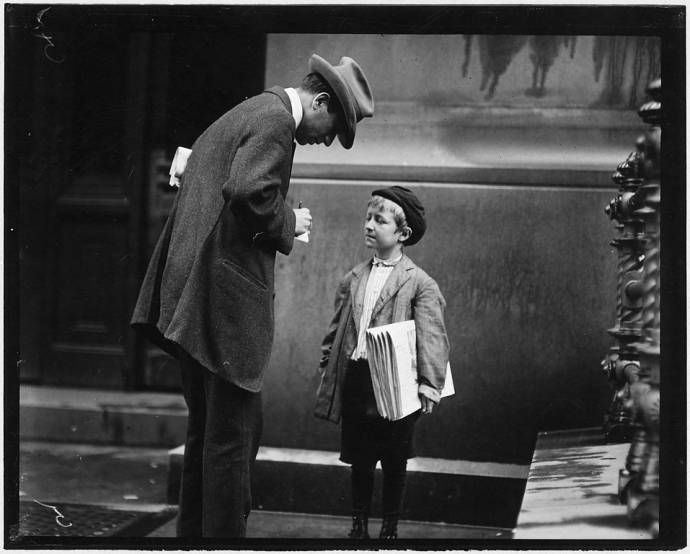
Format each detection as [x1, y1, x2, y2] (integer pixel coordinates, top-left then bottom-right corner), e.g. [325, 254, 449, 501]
[379, 515, 398, 539]
[347, 514, 370, 539]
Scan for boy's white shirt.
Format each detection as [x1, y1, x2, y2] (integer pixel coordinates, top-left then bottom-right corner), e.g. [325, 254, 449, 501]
[351, 253, 403, 360]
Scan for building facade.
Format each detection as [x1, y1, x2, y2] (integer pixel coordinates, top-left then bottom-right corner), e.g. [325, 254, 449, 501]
[12, 6, 666, 471]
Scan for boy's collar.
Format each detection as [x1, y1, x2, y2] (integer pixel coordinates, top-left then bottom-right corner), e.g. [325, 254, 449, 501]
[352, 254, 415, 276]
[372, 252, 403, 267]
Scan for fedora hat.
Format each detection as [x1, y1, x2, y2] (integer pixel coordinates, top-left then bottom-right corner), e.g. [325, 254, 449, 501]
[308, 54, 374, 149]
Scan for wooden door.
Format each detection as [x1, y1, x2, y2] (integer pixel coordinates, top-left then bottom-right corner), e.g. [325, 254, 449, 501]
[15, 7, 267, 390]
[37, 29, 152, 389]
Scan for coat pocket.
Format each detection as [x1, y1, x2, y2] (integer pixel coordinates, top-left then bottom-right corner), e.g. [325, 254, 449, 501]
[220, 258, 268, 291]
[211, 258, 273, 388]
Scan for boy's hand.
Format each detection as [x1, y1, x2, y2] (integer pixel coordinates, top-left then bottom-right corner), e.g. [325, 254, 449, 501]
[294, 207, 312, 236]
[420, 395, 434, 415]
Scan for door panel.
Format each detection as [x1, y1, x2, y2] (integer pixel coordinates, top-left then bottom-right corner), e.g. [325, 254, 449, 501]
[45, 30, 150, 389]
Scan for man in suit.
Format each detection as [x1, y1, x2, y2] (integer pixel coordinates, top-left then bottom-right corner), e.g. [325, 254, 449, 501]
[131, 54, 374, 538]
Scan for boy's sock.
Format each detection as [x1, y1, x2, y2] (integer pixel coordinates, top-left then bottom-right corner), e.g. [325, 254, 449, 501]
[351, 460, 376, 515]
[381, 455, 407, 517]
[348, 460, 376, 538]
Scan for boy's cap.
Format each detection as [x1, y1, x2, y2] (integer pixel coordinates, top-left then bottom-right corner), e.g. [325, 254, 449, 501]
[371, 186, 426, 245]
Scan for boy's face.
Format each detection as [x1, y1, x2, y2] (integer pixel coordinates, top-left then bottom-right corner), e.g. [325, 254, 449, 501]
[364, 200, 405, 255]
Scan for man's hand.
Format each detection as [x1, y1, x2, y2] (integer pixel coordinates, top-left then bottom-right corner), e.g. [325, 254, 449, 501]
[294, 207, 312, 236]
[420, 395, 435, 415]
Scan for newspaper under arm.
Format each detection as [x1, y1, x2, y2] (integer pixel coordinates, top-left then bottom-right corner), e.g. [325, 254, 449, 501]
[169, 146, 192, 188]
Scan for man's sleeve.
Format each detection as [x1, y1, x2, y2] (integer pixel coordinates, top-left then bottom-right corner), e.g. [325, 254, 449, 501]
[223, 112, 296, 255]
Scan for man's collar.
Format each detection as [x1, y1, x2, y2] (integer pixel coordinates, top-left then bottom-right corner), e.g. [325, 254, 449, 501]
[284, 88, 303, 129]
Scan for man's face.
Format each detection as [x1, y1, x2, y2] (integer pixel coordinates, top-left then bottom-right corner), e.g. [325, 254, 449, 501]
[296, 93, 344, 147]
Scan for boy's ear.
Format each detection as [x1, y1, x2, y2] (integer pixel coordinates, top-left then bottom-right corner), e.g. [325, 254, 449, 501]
[398, 226, 412, 243]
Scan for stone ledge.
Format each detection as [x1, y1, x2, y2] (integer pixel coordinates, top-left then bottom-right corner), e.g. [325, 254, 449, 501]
[167, 444, 528, 528]
[20, 385, 187, 447]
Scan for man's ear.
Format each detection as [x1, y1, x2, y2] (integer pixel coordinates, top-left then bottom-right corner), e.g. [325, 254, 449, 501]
[311, 92, 331, 111]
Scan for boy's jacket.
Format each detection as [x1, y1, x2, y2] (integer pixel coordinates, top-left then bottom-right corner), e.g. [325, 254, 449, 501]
[314, 254, 450, 423]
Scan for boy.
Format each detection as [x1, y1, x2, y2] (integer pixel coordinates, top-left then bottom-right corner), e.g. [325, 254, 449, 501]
[315, 185, 450, 539]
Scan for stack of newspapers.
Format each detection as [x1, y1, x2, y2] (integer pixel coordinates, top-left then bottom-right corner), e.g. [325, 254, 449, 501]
[365, 320, 454, 421]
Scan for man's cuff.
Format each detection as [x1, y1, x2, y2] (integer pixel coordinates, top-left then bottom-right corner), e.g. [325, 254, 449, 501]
[418, 383, 440, 404]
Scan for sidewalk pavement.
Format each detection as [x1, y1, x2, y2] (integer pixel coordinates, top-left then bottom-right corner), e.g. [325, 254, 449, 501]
[16, 440, 511, 541]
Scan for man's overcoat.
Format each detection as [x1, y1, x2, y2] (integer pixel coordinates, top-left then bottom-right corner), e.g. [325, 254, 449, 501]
[131, 86, 297, 392]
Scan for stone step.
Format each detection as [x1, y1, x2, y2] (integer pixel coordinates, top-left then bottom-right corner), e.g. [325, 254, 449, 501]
[20, 385, 187, 447]
[19, 386, 528, 529]
[168, 444, 527, 529]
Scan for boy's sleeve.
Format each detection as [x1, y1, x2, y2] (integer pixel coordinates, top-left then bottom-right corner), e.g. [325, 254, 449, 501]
[414, 277, 450, 404]
[223, 112, 296, 255]
[320, 275, 351, 371]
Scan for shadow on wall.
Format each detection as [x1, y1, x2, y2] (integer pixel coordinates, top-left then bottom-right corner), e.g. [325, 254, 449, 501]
[266, 34, 660, 109]
[457, 35, 659, 105]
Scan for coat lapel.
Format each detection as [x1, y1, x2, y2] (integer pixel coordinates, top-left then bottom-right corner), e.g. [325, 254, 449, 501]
[350, 261, 371, 334]
[369, 255, 414, 322]
[264, 86, 296, 191]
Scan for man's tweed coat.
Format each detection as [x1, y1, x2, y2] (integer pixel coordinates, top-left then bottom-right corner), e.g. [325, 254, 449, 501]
[131, 86, 297, 392]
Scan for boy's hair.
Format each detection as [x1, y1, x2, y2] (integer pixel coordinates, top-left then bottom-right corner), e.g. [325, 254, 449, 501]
[301, 72, 343, 115]
[368, 195, 410, 235]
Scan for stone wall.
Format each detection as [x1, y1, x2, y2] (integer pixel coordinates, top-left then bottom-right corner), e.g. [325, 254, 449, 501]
[259, 33, 657, 466]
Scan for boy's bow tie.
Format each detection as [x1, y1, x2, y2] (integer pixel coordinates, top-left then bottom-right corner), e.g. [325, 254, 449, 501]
[373, 255, 401, 267]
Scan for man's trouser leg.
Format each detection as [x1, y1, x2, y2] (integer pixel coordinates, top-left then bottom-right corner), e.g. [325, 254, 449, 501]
[177, 350, 263, 538]
[177, 354, 205, 536]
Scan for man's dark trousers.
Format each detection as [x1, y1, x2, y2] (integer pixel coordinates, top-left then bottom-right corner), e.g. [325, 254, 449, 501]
[176, 349, 263, 537]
